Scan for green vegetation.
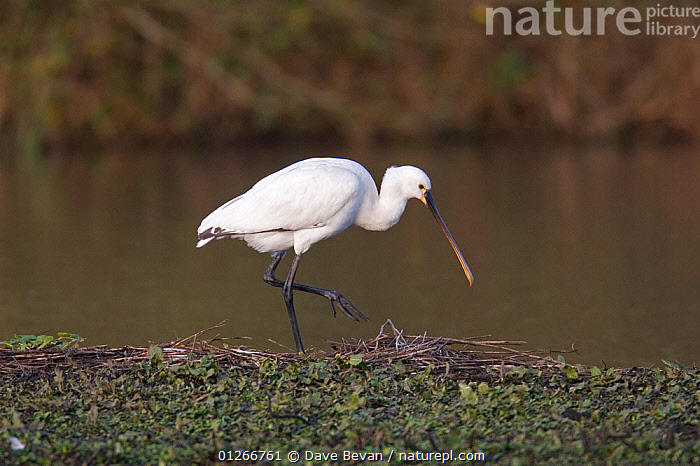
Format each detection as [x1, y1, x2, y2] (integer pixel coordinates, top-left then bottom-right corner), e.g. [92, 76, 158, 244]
[1, 333, 84, 351]
[1, 335, 698, 465]
[1, 0, 698, 161]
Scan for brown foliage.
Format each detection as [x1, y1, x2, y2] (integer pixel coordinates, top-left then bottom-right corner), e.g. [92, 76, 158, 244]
[0, 0, 697, 157]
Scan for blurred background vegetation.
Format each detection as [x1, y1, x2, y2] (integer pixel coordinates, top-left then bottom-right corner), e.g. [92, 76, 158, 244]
[1, 0, 698, 161]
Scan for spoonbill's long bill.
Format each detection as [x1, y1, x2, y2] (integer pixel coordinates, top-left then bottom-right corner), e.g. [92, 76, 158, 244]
[197, 157, 473, 353]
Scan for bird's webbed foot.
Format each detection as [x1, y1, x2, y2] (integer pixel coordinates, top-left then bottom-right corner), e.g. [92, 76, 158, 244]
[324, 290, 368, 322]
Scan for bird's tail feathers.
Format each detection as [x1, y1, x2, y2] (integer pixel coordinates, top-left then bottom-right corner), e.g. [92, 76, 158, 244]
[196, 226, 224, 248]
[196, 237, 216, 248]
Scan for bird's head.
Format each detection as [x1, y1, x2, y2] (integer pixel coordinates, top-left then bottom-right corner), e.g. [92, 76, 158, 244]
[385, 165, 474, 286]
[386, 166, 433, 201]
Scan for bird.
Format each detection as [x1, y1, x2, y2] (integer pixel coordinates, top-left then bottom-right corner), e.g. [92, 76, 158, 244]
[197, 157, 473, 353]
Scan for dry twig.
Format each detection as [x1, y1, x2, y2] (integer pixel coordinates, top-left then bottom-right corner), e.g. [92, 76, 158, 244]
[0, 320, 580, 379]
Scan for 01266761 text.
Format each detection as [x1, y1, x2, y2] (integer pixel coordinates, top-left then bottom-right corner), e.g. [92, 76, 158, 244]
[217, 450, 281, 462]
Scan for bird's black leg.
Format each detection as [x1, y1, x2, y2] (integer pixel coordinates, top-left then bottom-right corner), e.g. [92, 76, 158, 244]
[263, 252, 368, 322]
[263, 251, 287, 281]
[282, 253, 305, 354]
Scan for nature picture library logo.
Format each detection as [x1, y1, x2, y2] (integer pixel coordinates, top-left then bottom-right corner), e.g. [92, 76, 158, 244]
[484, 1, 700, 38]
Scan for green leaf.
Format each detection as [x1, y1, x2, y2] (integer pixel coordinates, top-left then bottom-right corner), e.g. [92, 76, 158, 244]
[395, 361, 406, 374]
[57, 332, 85, 348]
[148, 345, 164, 365]
[661, 359, 677, 369]
[563, 365, 579, 380]
[36, 335, 54, 349]
[477, 382, 490, 395]
[348, 354, 364, 367]
[459, 383, 478, 405]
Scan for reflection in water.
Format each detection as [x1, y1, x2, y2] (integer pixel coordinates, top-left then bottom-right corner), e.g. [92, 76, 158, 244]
[0, 146, 698, 366]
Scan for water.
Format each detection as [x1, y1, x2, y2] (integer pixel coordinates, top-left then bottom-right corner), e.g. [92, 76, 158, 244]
[0, 145, 698, 367]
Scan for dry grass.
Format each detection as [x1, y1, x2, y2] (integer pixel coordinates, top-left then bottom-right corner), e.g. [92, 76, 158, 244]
[330, 319, 581, 378]
[0, 320, 581, 380]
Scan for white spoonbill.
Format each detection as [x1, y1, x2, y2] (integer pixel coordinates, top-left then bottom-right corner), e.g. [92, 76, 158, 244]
[197, 157, 473, 353]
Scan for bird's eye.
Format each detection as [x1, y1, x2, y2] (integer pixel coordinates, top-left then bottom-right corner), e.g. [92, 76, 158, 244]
[418, 183, 425, 190]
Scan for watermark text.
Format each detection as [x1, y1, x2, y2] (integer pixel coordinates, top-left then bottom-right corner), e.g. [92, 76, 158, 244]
[485, 1, 700, 38]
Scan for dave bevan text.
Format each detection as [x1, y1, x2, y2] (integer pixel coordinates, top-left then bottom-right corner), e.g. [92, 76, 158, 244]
[302, 450, 485, 462]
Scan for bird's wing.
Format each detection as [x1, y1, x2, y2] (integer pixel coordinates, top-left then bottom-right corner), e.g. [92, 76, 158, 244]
[198, 161, 364, 238]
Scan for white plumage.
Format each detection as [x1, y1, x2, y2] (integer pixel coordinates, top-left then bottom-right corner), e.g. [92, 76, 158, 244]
[198, 158, 371, 253]
[196, 157, 473, 353]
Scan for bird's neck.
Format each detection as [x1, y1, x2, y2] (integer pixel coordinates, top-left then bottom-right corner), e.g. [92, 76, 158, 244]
[354, 172, 409, 231]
